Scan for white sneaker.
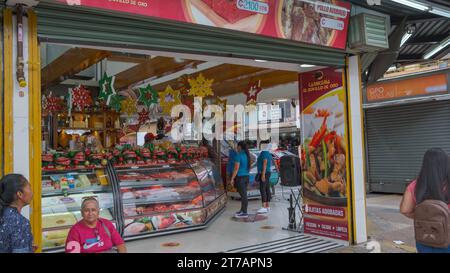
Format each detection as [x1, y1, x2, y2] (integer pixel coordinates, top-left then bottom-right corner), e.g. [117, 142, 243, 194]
[257, 207, 269, 214]
[267, 207, 271, 212]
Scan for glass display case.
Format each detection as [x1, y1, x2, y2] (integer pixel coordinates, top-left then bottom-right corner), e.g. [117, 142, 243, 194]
[116, 160, 226, 239]
[41, 168, 116, 252]
[40, 159, 226, 250]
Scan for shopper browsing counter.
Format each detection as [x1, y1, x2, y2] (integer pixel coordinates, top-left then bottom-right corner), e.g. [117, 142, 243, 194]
[256, 142, 273, 214]
[65, 197, 126, 253]
[230, 141, 252, 218]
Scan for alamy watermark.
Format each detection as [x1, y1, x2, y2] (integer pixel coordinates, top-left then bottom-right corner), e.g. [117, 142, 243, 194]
[169, 97, 281, 143]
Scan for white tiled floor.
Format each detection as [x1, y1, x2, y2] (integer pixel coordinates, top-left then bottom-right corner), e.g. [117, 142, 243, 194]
[127, 188, 304, 253]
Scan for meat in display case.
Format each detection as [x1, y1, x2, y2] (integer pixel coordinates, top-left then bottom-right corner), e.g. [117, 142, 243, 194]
[116, 160, 226, 238]
[40, 159, 227, 250]
[41, 168, 116, 251]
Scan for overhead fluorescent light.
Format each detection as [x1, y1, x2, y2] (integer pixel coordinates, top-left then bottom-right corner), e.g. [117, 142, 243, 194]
[300, 64, 316, 68]
[391, 0, 429, 11]
[277, 99, 288, 102]
[424, 36, 450, 59]
[254, 59, 267, 63]
[387, 65, 397, 72]
[174, 57, 185, 63]
[400, 32, 413, 47]
[430, 7, 450, 19]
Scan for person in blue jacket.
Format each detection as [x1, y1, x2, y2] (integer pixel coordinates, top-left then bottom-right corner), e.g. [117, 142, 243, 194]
[230, 141, 252, 218]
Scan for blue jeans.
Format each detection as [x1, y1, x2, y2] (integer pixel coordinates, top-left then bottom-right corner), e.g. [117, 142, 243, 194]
[416, 242, 450, 253]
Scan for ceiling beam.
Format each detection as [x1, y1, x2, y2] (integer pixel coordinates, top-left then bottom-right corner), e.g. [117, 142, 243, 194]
[215, 70, 298, 97]
[114, 57, 203, 90]
[107, 54, 151, 63]
[153, 64, 267, 92]
[41, 48, 110, 89]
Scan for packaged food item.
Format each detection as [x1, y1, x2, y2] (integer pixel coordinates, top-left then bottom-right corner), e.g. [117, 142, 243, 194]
[60, 177, 69, 190]
[67, 175, 75, 189]
[53, 180, 61, 190]
[78, 174, 91, 188]
[96, 170, 109, 186]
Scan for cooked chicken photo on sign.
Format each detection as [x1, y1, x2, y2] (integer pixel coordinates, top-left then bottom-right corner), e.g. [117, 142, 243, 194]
[281, 0, 336, 46]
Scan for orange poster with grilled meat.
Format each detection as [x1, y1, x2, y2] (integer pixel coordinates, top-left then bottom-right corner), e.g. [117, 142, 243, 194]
[299, 67, 351, 241]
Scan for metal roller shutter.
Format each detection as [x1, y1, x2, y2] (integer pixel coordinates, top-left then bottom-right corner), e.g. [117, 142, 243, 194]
[365, 100, 450, 193]
[34, 1, 345, 67]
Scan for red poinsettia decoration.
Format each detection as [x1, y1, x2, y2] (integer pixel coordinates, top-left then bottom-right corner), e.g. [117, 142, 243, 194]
[71, 85, 93, 111]
[138, 108, 150, 125]
[177, 75, 190, 96]
[44, 94, 64, 114]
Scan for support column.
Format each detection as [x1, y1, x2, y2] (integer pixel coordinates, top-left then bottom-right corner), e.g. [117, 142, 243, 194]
[3, 6, 42, 251]
[347, 55, 368, 244]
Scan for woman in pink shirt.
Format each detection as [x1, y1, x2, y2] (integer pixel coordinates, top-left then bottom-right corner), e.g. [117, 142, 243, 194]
[400, 148, 450, 253]
[65, 197, 126, 253]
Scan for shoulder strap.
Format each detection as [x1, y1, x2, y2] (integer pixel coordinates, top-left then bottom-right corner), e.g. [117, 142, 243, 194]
[99, 219, 112, 239]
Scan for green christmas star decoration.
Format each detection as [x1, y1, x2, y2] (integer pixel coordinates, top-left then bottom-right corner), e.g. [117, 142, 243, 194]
[138, 84, 158, 109]
[110, 94, 124, 112]
[98, 73, 116, 105]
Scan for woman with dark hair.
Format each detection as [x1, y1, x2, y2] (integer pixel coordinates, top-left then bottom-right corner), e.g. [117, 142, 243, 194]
[256, 141, 273, 214]
[400, 148, 450, 253]
[0, 174, 36, 253]
[230, 141, 252, 218]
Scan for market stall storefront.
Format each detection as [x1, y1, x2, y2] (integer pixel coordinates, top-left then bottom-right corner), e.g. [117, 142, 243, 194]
[2, 0, 367, 252]
[365, 69, 450, 193]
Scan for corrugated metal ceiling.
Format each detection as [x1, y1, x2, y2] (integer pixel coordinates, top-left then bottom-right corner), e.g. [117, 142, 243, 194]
[348, 0, 450, 64]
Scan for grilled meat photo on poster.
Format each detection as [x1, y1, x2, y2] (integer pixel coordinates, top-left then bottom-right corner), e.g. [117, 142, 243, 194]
[301, 94, 347, 200]
[186, 0, 267, 32]
[281, 0, 338, 46]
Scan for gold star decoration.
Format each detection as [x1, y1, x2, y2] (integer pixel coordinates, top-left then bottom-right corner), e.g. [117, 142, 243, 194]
[120, 97, 137, 116]
[188, 73, 214, 98]
[159, 85, 182, 115]
[216, 97, 227, 111]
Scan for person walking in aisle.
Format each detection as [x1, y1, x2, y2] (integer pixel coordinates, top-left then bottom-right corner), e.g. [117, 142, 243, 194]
[230, 141, 252, 218]
[400, 148, 450, 253]
[256, 142, 273, 214]
[0, 174, 37, 253]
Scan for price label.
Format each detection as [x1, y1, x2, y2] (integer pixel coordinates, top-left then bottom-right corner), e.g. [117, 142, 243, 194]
[320, 17, 345, 31]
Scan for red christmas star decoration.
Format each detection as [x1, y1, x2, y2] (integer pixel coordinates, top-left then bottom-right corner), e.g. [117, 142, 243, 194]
[45, 94, 64, 114]
[71, 85, 93, 111]
[245, 80, 262, 105]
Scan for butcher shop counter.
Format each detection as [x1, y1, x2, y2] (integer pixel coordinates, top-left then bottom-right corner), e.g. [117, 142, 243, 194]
[40, 159, 227, 252]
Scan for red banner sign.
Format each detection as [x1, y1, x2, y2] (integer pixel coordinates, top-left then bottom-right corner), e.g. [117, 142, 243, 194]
[58, 0, 351, 49]
[299, 68, 350, 241]
[304, 217, 349, 240]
